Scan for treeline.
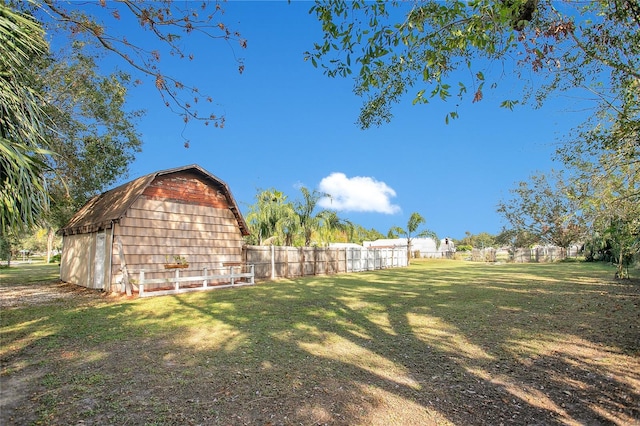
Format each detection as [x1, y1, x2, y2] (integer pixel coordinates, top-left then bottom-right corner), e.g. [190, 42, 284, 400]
[242, 187, 383, 247]
[496, 168, 639, 279]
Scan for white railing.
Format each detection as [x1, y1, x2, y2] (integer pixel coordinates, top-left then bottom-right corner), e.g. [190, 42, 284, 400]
[137, 264, 254, 297]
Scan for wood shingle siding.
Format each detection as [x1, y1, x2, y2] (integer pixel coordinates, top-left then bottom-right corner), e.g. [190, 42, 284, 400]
[143, 172, 231, 208]
[60, 165, 250, 294]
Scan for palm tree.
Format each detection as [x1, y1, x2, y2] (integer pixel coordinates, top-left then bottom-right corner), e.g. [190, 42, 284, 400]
[389, 212, 438, 264]
[317, 211, 353, 246]
[245, 189, 291, 245]
[276, 206, 300, 247]
[1, 4, 51, 233]
[246, 186, 354, 247]
[294, 186, 330, 247]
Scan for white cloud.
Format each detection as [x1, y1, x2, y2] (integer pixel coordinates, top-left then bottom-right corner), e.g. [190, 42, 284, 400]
[318, 172, 401, 214]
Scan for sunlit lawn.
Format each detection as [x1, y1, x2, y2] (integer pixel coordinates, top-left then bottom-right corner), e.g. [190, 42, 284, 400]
[0, 261, 60, 284]
[1, 260, 639, 425]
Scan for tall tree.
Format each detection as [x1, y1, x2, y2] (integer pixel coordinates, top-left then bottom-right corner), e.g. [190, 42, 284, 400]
[42, 50, 142, 193]
[351, 225, 385, 245]
[0, 230, 20, 267]
[38, 47, 143, 260]
[42, 50, 143, 203]
[457, 231, 497, 249]
[245, 189, 296, 246]
[294, 186, 332, 247]
[308, 1, 639, 132]
[389, 212, 438, 264]
[245, 187, 385, 247]
[1, 3, 51, 235]
[34, 0, 247, 137]
[497, 171, 585, 250]
[316, 211, 353, 247]
[495, 227, 539, 260]
[569, 131, 639, 278]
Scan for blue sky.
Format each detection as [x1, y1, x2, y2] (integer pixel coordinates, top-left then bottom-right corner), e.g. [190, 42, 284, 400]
[63, 1, 589, 240]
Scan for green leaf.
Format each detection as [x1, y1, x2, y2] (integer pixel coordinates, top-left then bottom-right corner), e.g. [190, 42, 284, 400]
[499, 99, 519, 110]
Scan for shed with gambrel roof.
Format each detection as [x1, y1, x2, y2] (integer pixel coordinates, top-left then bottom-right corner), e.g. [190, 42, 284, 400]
[59, 164, 249, 293]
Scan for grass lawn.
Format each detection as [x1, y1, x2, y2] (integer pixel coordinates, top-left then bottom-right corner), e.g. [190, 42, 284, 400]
[1, 260, 639, 425]
[0, 261, 61, 283]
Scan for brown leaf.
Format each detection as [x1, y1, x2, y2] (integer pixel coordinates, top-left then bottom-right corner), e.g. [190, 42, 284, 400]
[473, 89, 483, 103]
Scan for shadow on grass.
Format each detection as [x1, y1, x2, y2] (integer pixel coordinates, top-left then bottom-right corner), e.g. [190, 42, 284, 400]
[1, 261, 639, 425]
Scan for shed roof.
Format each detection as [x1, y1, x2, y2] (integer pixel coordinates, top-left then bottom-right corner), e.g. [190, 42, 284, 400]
[60, 164, 249, 236]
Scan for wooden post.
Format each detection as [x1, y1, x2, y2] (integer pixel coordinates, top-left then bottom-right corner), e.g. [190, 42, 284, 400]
[345, 249, 349, 273]
[203, 267, 208, 288]
[313, 247, 317, 276]
[230, 266, 235, 286]
[139, 270, 145, 297]
[285, 247, 289, 278]
[174, 269, 180, 291]
[250, 264, 255, 284]
[325, 248, 330, 274]
[271, 245, 275, 280]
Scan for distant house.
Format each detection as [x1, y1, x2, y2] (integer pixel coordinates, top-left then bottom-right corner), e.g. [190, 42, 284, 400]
[327, 242, 363, 249]
[59, 165, 249, 292]
[363, 238, 455, 258]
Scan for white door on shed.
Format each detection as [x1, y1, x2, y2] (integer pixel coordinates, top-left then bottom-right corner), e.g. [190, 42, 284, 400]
[93, 231, 106, 289]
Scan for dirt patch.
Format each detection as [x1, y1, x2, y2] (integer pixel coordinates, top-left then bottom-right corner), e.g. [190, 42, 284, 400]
[0, 280, 105, 309]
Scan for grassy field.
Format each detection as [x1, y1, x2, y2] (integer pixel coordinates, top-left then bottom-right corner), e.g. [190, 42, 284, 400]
[0, 261, 61, 283]
[1, 260, 639, 425]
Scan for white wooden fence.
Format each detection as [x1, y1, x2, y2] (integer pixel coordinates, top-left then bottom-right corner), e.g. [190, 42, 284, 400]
[345, 247, 407, 272]
[468, 246, 580, 263]
[244, 245, 407, 280]
[136, 264, 255, 297]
